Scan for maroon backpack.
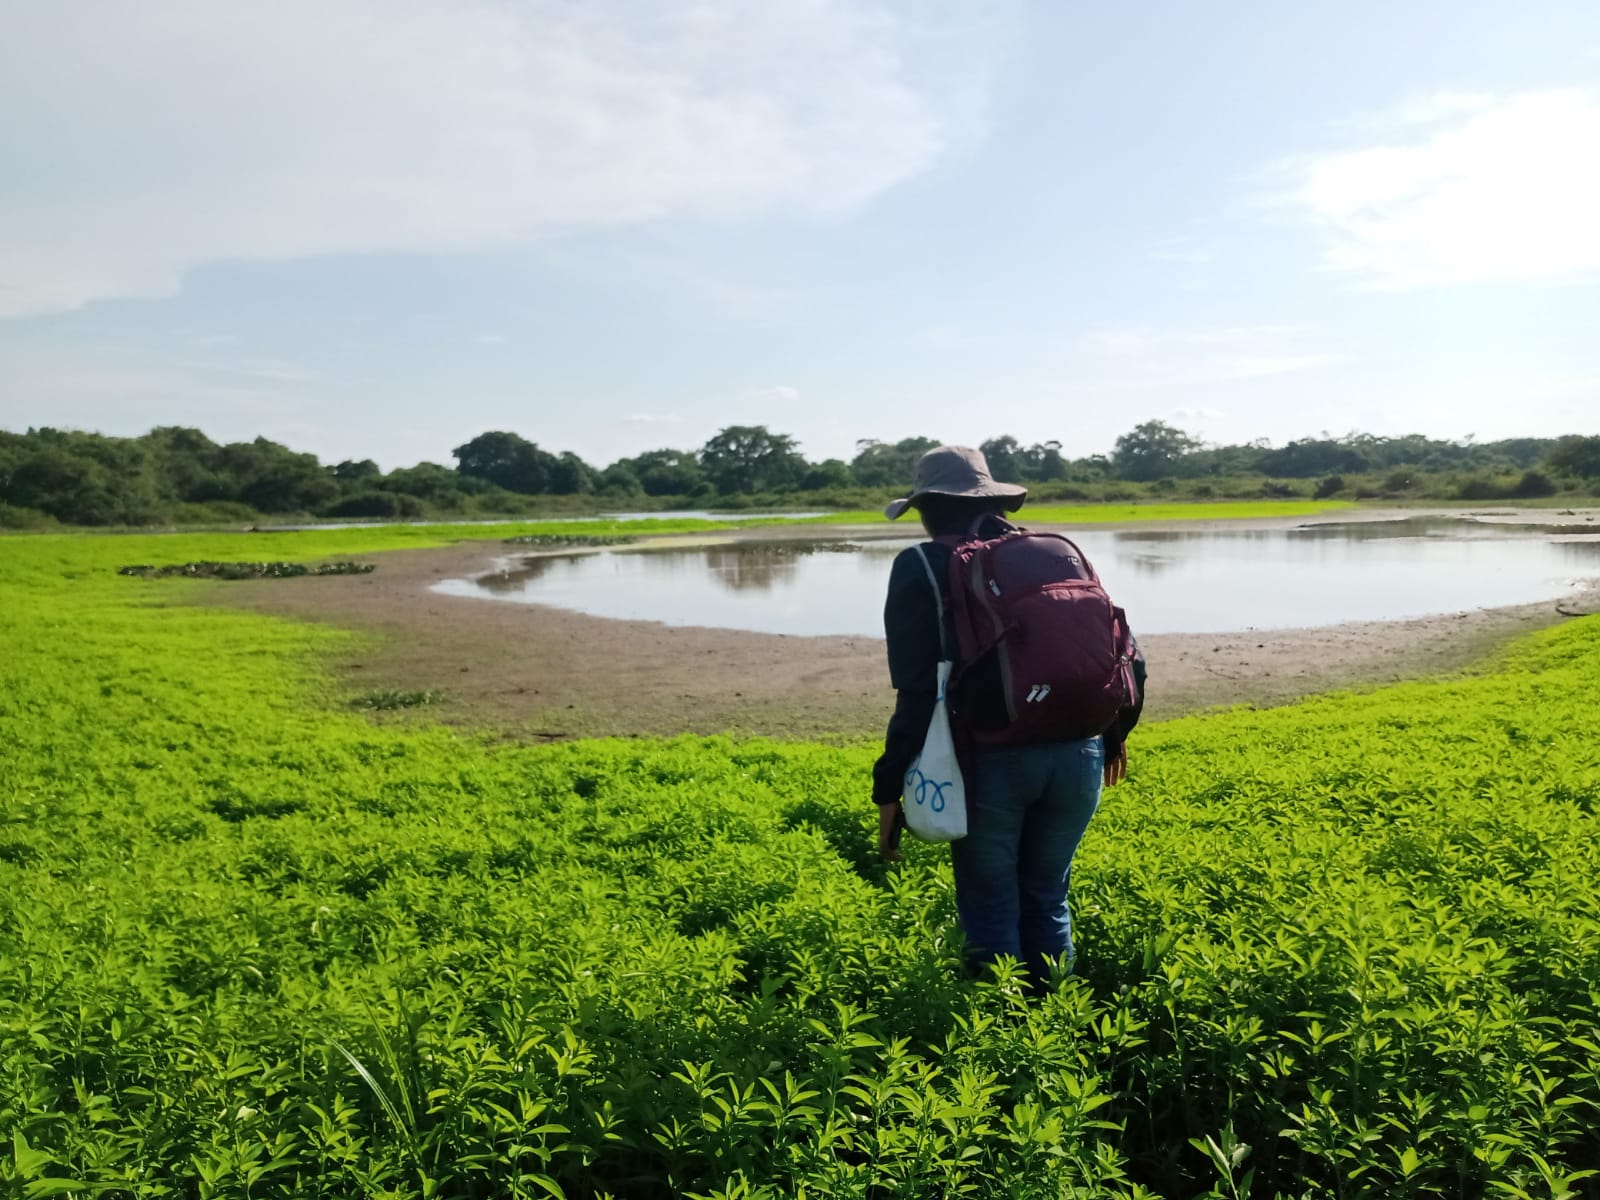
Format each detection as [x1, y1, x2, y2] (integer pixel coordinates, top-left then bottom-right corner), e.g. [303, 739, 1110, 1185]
[940, 525, 1138, 746]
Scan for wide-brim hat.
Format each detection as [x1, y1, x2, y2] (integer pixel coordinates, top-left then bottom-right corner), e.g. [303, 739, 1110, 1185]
[884, 445, 1028, 520]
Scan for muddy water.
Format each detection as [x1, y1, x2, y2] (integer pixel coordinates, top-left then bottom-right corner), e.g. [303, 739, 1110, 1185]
[432, 518, 1600, 636]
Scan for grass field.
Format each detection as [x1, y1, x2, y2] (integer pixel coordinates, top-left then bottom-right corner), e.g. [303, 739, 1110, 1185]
[50, 497, 1358, 539]
[807, 500, 1357, 526]
[2, 528, 1597, 1198]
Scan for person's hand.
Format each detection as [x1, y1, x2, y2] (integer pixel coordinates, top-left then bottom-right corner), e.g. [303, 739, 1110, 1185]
[878, 803, 904, 862]
[1104, 743, 1128, 788]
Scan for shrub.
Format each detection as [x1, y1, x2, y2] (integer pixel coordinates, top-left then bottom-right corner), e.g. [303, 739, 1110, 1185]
[1455, 476, 1510, 501]
[0, 503, 56, 530]
[169, 500, 262, 525]
[1038, 484, 1091, 502]
[1512, 469, 1559, 499]
[1312, 474, 1345, 499]
[323, 491, 427, 519]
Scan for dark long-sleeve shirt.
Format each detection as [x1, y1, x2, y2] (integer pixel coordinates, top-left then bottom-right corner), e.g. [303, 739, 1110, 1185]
[870, 522, 1147, 807]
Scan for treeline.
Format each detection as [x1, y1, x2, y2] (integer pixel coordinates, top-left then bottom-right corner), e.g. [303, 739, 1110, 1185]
[2, 422, 1599, 528]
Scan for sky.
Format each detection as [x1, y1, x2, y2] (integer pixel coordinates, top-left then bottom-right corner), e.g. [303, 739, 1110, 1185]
[2, 0, 1598, 471]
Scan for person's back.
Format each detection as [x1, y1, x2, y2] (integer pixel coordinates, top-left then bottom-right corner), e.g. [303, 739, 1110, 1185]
[873, 446, 1145, 989]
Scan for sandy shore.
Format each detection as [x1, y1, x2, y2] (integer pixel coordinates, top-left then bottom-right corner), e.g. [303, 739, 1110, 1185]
[211, 509, 1599, 741]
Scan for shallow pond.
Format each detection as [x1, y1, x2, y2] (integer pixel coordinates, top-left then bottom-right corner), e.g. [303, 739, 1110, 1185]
[433, 518, 1600, 636]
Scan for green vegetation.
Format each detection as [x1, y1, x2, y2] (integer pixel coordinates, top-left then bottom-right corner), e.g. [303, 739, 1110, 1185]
[5, 421, 1598, 529]
[118, 561, 376, 580]
[351, 689, 446, 712]
[501, 534, 640, 548]
[3, 530, 1598, 1197]
[816, 500, 1358, 527]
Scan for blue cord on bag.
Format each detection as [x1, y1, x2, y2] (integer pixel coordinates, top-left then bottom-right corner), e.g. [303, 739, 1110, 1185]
[904, 765, 951, 812]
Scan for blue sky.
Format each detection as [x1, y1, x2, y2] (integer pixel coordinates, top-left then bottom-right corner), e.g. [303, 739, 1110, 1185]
[2, 0, 1598, 470]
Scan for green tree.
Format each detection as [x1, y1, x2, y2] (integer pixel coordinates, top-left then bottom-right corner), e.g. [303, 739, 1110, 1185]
[1112, 421, 1202, 481]
[850, 437, 939, 488]
[452, 431, 559, 494]
[699, 426, 806, 495]
[3, 430, 165, 523]
[596, 462, 643, 496]
[548, 451, 596, 495]
[214, 438, 338, 513]
[801, 458, 853, 490]
[380, 462, 479, 504]
[3, 447, 126, 523]
[626, 449, 703, 496]
[1256, 439, 1370, 478]
[980, 436, 1071, 483]
[980, 436, 1023, 482]
[1021, 441, 1068, 481]
[1482, 436, 1556, 469]
[331, 458, 382, 485]
[1184, 439, 1270, 477]
[1546, 435, 1600, 479]
[146, 426, 229, 501]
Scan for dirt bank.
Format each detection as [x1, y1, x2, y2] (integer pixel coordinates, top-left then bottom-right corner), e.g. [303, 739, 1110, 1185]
[213, 517, 1597, 742]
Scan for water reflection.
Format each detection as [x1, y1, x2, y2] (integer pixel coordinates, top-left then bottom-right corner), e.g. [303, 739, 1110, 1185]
[1123, 552, 1180, 576]
[703, 542, 865, 591]
[477, 554, 567, 590]
[432, 520, 1600, 636]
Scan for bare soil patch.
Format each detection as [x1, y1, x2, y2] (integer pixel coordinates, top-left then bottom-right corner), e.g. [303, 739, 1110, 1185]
[212, 519, 1595, 742]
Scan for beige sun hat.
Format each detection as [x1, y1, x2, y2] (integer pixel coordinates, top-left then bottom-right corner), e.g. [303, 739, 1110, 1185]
[883, 445, 1028, 520]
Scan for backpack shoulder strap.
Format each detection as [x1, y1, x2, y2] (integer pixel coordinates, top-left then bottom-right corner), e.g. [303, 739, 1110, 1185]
[969, 513, 1021, 539]
[910, 544, 950, 660]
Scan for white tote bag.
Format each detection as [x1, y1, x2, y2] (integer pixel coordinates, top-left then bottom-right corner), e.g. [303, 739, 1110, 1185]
[900, 547, 968, 842]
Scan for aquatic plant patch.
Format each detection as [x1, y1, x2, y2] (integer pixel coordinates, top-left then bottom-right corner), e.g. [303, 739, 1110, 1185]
[501, 534, 639, 548]
[351, 689, 446, 711]
[1, 530, 1598, 1198]
[119, 560, 376, 579]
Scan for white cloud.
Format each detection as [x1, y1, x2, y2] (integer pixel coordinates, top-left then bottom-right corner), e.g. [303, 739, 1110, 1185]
[1081, 325, 1314, 355]
[620, 412, 683, 425]
[1077, 325, 1337, 388]
[475, 334, 507, 346]
[1287, 89, 1600, 288]
[1167, 406, 1224, 422]
[0, 0, 1000, 317]
[743, 385, 801, 404]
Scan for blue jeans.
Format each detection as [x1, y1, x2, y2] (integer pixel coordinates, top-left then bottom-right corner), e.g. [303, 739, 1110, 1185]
[950, 736, 1103, 983]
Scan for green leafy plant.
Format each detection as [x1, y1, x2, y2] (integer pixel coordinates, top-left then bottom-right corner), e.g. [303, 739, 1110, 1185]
[2, 528, 1597, 1198]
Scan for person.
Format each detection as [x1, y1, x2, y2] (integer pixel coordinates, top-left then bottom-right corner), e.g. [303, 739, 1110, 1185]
[872, 445, 1145, 987]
